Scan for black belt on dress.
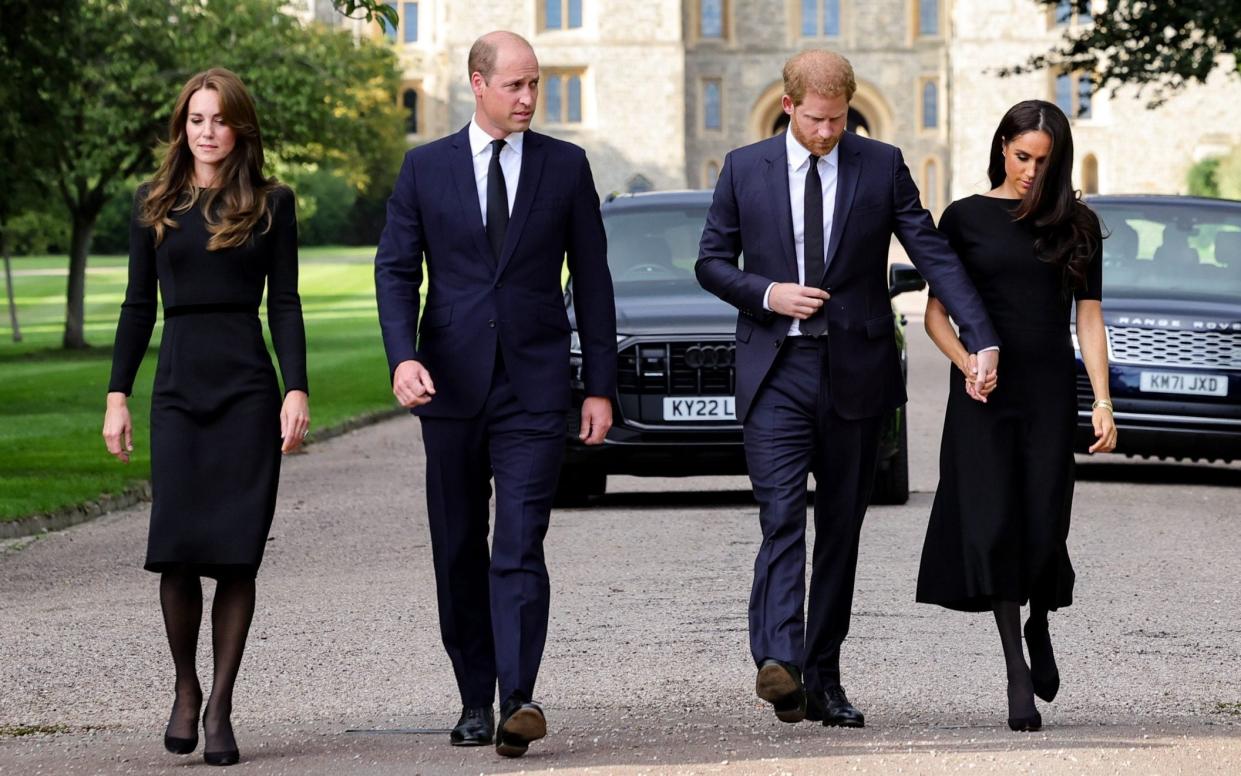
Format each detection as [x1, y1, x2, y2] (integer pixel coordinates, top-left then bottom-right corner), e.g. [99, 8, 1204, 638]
[164, 303, 259, 318]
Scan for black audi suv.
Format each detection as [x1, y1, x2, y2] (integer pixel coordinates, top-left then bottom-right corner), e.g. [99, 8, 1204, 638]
[559, 190, 925, 505]
[1077, 195, 1241, 462]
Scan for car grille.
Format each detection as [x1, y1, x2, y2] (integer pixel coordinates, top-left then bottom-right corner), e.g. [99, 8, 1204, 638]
[617, 340, 736, 396]
[1075, 373, 1094, 410]
[1107, 326, 1241, 369]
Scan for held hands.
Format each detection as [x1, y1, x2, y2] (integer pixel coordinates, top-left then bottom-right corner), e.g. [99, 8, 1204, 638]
[280, 390, 310, 454]
[393, 359, 436, 408]
[102, 392, 134, 463]
[769, 283, 830, 320]
[1089, 405, 1118, 454]
[960, 351, 999, 403]
[580, 396, 612, 445]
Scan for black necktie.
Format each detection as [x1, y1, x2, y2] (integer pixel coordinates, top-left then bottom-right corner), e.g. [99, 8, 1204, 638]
[802, 155, 827, 336]
[486, 138, 508, 260]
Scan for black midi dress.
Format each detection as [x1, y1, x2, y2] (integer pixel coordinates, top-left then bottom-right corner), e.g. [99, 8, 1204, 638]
[916, 195, 1101, 612]
[108, 186, 307, 579]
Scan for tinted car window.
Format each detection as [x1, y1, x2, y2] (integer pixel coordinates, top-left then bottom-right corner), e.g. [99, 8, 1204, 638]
[1094, 201, 1241, 298]
[603, 206, 711, 287]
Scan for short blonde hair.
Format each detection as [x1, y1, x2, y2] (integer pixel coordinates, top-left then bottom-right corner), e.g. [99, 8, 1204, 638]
[782, 50, 857, 105]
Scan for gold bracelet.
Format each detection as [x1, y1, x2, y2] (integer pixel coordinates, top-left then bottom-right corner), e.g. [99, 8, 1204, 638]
[1092, 399, 1114, 413]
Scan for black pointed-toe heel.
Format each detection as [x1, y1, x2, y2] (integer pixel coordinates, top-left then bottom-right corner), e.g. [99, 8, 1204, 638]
[203, 748, 240, 766]
[1007, 711, 1042, 732]
[1024, 619, 1060, 703]
[163, 733, 198, 755]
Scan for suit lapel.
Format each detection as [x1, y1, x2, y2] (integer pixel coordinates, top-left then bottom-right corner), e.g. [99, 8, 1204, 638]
[449, 125, 495, 266]
[496, 131, 546, 278]
[824, 133, 862, 274]
[762, 139, 799, 282]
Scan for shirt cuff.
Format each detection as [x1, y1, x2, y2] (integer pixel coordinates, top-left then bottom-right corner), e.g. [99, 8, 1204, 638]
[762, 282, 776, 312]
[979, 346, 1000, 353]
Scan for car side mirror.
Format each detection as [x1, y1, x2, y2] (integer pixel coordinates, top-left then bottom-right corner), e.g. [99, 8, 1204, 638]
[888, 263, 926, 299]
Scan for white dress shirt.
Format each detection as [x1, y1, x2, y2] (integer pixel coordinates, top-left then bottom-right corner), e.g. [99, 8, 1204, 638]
[762, 127, 839, 336]
[469, 116, 523, 224]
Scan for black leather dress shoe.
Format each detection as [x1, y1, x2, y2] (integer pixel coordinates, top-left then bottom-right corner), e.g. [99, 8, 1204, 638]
[755, 659, 807, 723]
[449, 706, 494, 747]
[822, 686, 865, 728]
[1024, 619, 1060, 703]
[495, 699, 545, 758]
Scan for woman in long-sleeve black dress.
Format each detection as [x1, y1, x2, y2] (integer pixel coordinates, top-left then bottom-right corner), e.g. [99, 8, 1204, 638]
[916, 101, 1116, 732]
[102, 68, 308, 767]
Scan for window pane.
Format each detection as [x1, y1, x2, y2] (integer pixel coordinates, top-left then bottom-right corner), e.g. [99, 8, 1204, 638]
[922, 81, 938, 128]
[919, 0, 938, 36]
[1055, 1, 1072, 25]
[546, 75, 563, 122]
[1055, 72, 1072, 114]
[403, 89, 418, 133]
[568, 0, 582, 28]
[1077, 74, 1093, 118]
[704, 80, 721, 130]
[403, 2, 417, 43]
[384, 1, 397, 40]
[824, 0, 839, 35]
[701, 0, 723, 38]
[567, 75, 582, 123]
[707, 161, 720, 186]
[801, 0, 816, 37]
[545, 0, 562, 29]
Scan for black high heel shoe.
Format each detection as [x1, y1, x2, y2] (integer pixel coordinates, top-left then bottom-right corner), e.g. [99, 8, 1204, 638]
[1024, 619, 1060, 703]
[202, 707, 240, 766]
[163, 697, 201, 754]
[1007, 710, 1042, 732]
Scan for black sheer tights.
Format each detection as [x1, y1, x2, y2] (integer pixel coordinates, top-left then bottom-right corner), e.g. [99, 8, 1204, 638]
[992, 601, 1037, 721]
[160, 573, 256, 754]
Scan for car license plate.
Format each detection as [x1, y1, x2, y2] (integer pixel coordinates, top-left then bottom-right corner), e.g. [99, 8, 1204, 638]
[663, 396, 736, 421]
[1139, 371, 1228, 397]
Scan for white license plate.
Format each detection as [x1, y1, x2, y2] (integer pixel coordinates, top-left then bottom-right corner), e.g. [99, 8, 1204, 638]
[663, 396, 736, 421]
[1139, 371, 1228, 397]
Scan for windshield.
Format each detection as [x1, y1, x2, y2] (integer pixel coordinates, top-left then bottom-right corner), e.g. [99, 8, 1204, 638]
[1093, 200, 1241, 298]
[602, 206, 710, 287]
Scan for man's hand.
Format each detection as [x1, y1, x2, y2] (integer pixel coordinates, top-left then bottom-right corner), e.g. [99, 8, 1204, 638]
[958, 353, 998, 402]
[579, 396, 612, 445]
[768, 283, 830, 320]
[393, 359, 436, 408]
[966, 349, 999, 403]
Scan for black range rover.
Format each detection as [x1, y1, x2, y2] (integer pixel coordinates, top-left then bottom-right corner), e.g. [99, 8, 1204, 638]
[1077, 195, 1241, 461]
[558, 190, 926, 505]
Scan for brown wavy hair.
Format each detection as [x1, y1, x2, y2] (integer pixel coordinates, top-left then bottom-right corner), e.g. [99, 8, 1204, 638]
[987, 100, 1100, 295]
[141, 68, 276, 251]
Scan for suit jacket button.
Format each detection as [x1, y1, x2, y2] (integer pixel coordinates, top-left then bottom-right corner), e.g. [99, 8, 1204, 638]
[774, 339, 781, 348]
[488, 319, 496, 328]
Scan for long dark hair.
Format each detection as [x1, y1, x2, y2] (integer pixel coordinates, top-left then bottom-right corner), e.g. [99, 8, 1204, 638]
[987, 100, 1099, 294]
[141, 68, 277, 251]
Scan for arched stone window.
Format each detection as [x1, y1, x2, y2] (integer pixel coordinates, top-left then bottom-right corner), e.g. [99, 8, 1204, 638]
[921, 157, 940, 211]
[402, 88, 418, 134]
[921, 80, 938, 129]
[705, 160, 721, 187]
[1082, 153, 1099, 194]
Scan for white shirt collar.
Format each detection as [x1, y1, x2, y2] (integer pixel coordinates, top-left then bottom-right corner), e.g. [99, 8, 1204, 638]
[470, 115, 524, 158]
[785, 126, 839, 171]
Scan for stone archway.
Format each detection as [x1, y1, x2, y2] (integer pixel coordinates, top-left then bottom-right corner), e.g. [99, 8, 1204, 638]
[749, 78, 894, 143]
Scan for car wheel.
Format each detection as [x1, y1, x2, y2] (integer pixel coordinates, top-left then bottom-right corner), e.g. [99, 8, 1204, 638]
[870, 415, 909, 505]
[554, 464, 607, 508]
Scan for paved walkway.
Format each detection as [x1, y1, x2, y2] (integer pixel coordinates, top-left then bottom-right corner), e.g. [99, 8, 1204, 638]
[1, 326, 1238, 774]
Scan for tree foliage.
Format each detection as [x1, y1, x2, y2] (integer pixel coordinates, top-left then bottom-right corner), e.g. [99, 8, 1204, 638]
[1015, 1, 1241, 104]
[2, 0, 403, 348]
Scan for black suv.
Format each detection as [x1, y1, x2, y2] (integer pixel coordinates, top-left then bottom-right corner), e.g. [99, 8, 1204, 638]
[1076, 195, 1241, 461]
[559, 190, 925, 505]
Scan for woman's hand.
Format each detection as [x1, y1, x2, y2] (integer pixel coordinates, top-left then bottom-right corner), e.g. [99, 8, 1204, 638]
[102, 392, 134, 463]
[1088, 405, 1117, 454]
[280, 390, 310, 453]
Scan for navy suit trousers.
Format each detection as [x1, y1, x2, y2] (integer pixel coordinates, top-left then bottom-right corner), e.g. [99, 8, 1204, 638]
[744, 338, 881, 694]
[418, 350, 565, 707]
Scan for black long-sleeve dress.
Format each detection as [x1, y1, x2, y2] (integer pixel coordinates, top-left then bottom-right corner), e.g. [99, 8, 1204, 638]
[916, 195, 1101, 612]
[108, 185, 307, 579]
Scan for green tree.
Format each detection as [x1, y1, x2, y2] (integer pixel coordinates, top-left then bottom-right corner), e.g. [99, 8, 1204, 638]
[5, 0, 402, 349]
[1018, 1, 1241, 104]
[1187, 157, 1221, 198]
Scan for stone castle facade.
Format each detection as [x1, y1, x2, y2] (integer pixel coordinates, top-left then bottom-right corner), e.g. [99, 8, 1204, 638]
[300, 0, 1241, 213]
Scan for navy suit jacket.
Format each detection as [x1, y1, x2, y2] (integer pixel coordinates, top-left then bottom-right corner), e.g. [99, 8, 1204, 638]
[696, 131, 999, 423]
[375, 125, 617, 418]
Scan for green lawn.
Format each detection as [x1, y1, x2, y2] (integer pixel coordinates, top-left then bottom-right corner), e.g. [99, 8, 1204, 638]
[0, 246, 402, 522]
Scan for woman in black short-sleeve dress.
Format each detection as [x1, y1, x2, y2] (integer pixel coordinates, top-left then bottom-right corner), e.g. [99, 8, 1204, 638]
[102, 68, 308, 766]
[916, 101, 1116, 732]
